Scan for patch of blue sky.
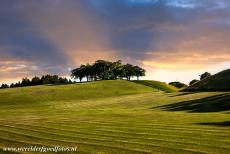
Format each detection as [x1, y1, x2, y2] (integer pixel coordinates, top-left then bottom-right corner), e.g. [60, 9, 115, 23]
[128, 0, 159, 4]
[166, 0, 196, 8]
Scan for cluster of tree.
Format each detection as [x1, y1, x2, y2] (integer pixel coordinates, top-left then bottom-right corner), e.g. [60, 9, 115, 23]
[169, 72, 212, 88]
[169, 82, 188, 89]
[71, 60, 146, 82]
[189, 72, 212, 86]
[0, 84, 9, 89]
[0, 75, 72, 89]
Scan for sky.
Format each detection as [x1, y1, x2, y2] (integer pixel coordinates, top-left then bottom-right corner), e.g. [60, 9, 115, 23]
[1, 0, 230, 84]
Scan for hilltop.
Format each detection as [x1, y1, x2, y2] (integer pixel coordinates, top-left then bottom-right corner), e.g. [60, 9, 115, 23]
[0, 80, 154, 106]
[132, 80, 178, 93]
[184, 69, 230, 91]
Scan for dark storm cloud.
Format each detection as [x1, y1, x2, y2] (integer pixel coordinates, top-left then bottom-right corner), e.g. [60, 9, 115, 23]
[90, 0, 230, 59]
[0, 0, 70, 80]
[0, 0, 230, 83]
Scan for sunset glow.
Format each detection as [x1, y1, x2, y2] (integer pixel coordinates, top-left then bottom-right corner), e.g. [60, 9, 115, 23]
[1, 0, 230, 84]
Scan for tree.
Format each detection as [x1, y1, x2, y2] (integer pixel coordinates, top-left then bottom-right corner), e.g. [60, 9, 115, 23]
[31, 76, 41, 85]
[80, 64, 92, 82]
[189, 79, 199, 86]
[58, 77, 68, 84]
[41, 75, 60, 84]
[21, 78, 31, 87]
[0, 84, 9, 89]
[112, 60, 123, 80]
[122, 64, 135, 80]
[93, 60, 113, 80]
[133, 66, 145, 80]
[71, 68, 85, 82]
[200, 72, 211, 80]
[71, 60, 146, 82]
[169, 82, 188, 89]
[11, 82, 21, 88]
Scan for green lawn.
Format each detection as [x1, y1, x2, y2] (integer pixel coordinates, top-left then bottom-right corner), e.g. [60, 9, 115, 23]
[0, 80, 229, 154]
[132, 80, 178, 93]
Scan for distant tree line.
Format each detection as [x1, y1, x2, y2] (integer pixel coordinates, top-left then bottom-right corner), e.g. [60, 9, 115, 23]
[0, 75, 72, 89]
[169, 82, 188, 89]
[189, 72, 211, 86]
[168, 72, 212, 89]
[71, 60, 146, 82]
[0, 60, 145, 89]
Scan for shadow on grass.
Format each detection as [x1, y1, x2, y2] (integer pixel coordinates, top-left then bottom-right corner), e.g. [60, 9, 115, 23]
[154, 93, 230, 112]
[197, 121, 230, 127]
[169, 92, 199, 97]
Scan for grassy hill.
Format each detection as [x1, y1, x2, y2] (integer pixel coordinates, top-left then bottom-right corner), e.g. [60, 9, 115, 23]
[0, 80, 154, 106]
[0, 80, 230, 154]
[132, 80, 178, 93]
[184, 69, 230, 91]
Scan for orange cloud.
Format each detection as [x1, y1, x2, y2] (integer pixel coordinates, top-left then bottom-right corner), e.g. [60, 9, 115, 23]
[143, 50, 230, 70]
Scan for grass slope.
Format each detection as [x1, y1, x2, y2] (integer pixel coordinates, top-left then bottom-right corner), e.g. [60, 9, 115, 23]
[0, 81, 230, 154]
[184, 69, 230, 91]
[0, 80, 153, 106]
[132, 80, 178, 93]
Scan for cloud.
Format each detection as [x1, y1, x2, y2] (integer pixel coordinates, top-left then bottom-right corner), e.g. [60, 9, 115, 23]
[0, 0, 71, 82]
[0, 0, 230, 83]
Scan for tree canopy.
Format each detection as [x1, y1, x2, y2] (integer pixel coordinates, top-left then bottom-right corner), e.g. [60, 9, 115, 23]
[71, 60, 145, 82]
[0, 60, 146, 89]
[1, 75, 72, 89]
[200, 72, 211, 80]
[189, 79, 199, 86]
[169, 81, 188, 89]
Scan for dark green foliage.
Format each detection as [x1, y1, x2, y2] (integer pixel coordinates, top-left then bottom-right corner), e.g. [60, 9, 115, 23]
[122, 64, 136, 80]
[0, 84, 9, 89]
[31, 76, 42, 85]
[21, 78, 31, 87]
[184, 69, 230, 91]
[10, 82, 21, 88]
[133, 66, 145, 80]
[200, 72, 211, 80]
[112, 60, 123, 80]
[189, 79, 199, 85]
[41, 75, 60, 84]
[71, 60, 146, 82]
[169, 82, 188, 89]
[71, 67, 85, 82]
[2, 75, 71, 89]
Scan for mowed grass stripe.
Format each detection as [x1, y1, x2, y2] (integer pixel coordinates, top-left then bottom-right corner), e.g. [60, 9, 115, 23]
[42, 122, 230, 137]
[0, 131, 153, 154]
[0, 137, 150, 154]
[0, 130, 212, 154]
[2, 122, 229, 145]
[45, 120, 230, 134]
[2, 119, 230, 132]
[0, 125, 229, 154]
[1, 124, 230, 149]
[1, 82, 230, 153]
[80, 120, 230, 131]
[2, 122, 230, 143]
[1, 131, 204, 154]
[2, 123, 230, 146]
